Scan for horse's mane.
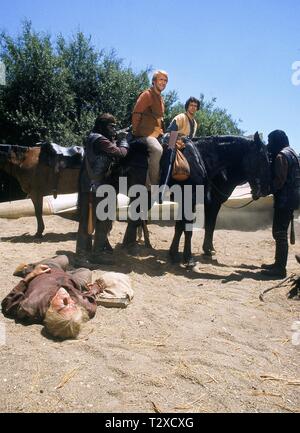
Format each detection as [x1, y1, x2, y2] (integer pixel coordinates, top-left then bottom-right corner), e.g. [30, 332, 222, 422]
[192, 135, 253, 155]
[191, 135, 256, 175]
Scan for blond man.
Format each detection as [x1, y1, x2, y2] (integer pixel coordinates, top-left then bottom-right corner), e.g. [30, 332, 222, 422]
[132, 70, 168, 185]
[1, 255, 103, 339]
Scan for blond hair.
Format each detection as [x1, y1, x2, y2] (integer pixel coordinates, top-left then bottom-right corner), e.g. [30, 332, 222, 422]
[44, 305, 89, 339]
[152, 70, 168, 84]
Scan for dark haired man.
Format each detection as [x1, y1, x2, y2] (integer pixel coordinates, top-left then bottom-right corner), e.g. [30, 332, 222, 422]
[76, 113, 129, 267]
[167, 97, 200, 139]
[261, 130, 300, 278]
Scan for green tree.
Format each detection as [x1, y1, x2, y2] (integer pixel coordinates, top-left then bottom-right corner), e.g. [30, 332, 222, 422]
[164, 94, 243, 136]
[97, 51, 150, 127]
[57, 34, 150, 134]
[0, 22, 150, 146]
[196, 95, 243, 136]
[0, 21, 243, 146]
[57, 31, 102, 136]
[0, 21, 73, 145]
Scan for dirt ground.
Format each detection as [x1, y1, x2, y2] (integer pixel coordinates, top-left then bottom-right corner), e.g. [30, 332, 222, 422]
[0, 214, 299, 413]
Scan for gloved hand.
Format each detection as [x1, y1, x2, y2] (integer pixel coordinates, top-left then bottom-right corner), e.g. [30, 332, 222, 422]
[116, 130, 128, 141]
[117, 138, 130, 149]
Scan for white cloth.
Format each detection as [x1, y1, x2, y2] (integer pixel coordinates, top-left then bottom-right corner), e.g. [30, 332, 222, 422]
[93, 272, 134, 308]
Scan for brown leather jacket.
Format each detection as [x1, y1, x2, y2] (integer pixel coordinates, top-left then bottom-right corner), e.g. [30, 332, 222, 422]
[1, 268, 101, 323]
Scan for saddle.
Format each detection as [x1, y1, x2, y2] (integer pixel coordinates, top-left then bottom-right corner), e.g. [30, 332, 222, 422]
[39, 142, 84, 168]
[39, 142, 84, 198]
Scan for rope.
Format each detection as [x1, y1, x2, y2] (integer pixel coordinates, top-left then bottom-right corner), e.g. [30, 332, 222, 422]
[208, 179, 255, 210]
[259, 274, 296, 302]
[222, 199, 254, 209]
[9, 163, 12, 203]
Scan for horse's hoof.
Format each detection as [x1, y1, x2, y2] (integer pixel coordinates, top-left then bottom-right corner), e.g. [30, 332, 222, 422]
[73, 256, 100, 270]
[144, 243, 154, 250]
[202, 249, 216, 257]
[125, 244, 139, 256]
[169, 251, 181, 264]
[90, 253, 115, 266]
[183, 256, 197, 269]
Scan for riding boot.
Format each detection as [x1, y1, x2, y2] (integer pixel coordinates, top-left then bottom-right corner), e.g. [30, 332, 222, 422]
[261, 262, 276, 270]
[103, 239, 114, 253]
[74, 249, 98, 270]
[73, 254, 99, 270]
[261, 234, 288, 278]
[91, 220, 115, 265]
[76, 192, 93, 255]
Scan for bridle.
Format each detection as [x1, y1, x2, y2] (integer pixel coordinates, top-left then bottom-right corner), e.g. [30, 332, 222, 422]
[207, 178, 254, 209]
[206, 142, 267, 210]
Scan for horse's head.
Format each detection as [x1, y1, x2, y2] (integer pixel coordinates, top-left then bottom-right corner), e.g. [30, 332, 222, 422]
[242, 132, 271, 200]
[0, 145, 39, 170]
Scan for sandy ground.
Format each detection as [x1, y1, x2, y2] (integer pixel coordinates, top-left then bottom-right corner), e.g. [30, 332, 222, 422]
[0, 214, 299, 413]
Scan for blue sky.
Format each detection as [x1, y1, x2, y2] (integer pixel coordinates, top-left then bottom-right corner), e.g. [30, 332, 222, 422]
[1, 0, 300, 151]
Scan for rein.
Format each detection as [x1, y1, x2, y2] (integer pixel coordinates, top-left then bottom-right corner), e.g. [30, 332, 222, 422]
[208, 179, 254, 210]
[222, 199, 254, 209]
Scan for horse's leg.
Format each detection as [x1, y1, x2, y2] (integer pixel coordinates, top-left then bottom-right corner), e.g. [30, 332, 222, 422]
[138, 190, 153, 249]
[169, 220, 184, 263]
[142, 221, 153, 249]
[183, 194, 196, 267]
[122, 221, 139, 253]
[203, 181, 235, 256]
[122, 187, 152, 253]
[202, 199, 221, 256]
[137, 225, 143, 243]
[31, 194, 44, 238]
[137, 222, 152, 248]
[183, 227, 195, 267]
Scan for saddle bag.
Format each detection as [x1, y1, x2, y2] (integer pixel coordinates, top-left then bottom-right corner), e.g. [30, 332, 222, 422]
[172, 141, 190, 182]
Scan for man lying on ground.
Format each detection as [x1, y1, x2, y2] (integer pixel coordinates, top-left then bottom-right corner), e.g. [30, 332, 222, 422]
[1, 255, 103, 339]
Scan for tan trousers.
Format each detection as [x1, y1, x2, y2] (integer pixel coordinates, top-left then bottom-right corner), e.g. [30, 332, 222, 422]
[140, 137, 163, 185]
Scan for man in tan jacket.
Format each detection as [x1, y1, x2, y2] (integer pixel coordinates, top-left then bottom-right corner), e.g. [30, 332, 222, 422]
[167, 97, 200, 138]
[132, 70, 168, 185]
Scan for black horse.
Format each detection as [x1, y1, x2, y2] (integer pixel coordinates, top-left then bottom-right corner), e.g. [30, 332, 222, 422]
[109, 131, 270, 266]
[196, 132, 270, 258]
[0, 134, 270, 267]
